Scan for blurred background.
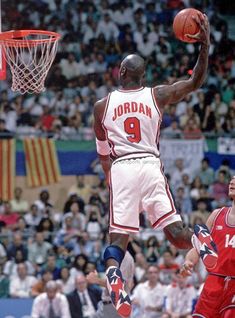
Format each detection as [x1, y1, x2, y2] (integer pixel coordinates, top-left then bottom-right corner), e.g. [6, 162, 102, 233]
[0, 0, 234, 317]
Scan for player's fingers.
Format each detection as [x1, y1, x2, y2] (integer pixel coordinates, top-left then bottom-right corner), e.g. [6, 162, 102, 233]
[185, 33, 200, 39]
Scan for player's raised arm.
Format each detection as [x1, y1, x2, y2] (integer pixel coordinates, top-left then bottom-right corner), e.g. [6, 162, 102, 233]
[154, 13, 210, 108]
[93, 98, 111, 184]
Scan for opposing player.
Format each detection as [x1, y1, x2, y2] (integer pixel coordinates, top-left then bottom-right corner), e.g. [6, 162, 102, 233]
[181, 176, 235, 318]
[93, 13, 217, 318]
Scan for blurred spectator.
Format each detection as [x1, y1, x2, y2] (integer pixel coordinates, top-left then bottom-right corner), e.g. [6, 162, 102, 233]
[0, 118, 14, 138]
[7, 232, 27, 260]
[4, 249, 34, 278]
[28, 231, 53, 266]
[68, 175, 92, 204]
[215, 159, 232, 183]
[24, 204, 42, 229]
[70, 254, 88, 280]
[31, 280, 71, 318]
[170, 159, 189, 191]
[0, 202, 19, 229]
[131, 265, 165, 318]
[0, 264, 9, 298]
[174, 186, 192, 216]
[86, 209, 102, 240]
[10, 187, 29, 214]
[56, 266, 75, 295]
[67, 273, 102, 318]
[36, 217, 54, 243]
[159, 250, 180, 285]
[196, 158, 214, 187]
[134, 252, 148, 283]
[164, 273, 196, 317]
[144, 236, 160, 264]
[190, 200, 210, 227]
[183, 118, 203, 139]
[96, 13, 119, 41]
[9, 262, 37, 298]
[60, 53, 80, 80]
[34, 189, 53, 214]
[209, 170, 229, 208]
[31, 269, 53, 297]
[41, 254, 61, 280]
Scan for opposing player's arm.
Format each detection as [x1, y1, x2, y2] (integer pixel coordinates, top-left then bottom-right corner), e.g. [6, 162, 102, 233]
[180, 209, 220, 276]
[154, 14, 210, 108]
[93, 98, 111, 184]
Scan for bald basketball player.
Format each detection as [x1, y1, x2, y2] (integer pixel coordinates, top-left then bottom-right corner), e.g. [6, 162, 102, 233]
[93, 13, 217, 318]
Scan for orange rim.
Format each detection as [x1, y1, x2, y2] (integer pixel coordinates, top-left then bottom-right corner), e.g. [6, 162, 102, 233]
[0, 30, 61, 47]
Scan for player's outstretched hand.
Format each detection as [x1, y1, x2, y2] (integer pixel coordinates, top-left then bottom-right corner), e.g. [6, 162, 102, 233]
[186, 13, 210, 46]
[180, 260, 194, 277]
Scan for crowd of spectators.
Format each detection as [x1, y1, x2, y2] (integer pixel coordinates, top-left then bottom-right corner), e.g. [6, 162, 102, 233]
[0, 155, 233, 316]
[0, 0, 235, 140]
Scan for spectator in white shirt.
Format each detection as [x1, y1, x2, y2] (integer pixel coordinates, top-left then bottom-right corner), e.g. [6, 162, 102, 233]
[96, 13, 119, 41]
[24, 204, 42, 229]
[9, 262, 37, 298]
[56, 267, 75, 295]
[28, 231, 53, 265]
[31, 280, 71, 318]
[164, 273, 196, 318]
[59, 53, 80, 80]
[131, 265, 165, 318]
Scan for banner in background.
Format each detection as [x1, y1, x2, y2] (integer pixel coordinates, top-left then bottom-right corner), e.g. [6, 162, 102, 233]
[159, 139, 204, 175]
[218, 137, 235, 155]
[24, 138, 61, 187]
[0, 139, 15, 200]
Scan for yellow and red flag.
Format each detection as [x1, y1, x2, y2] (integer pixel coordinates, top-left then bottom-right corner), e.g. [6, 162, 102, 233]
[0, 139, 15, 200]
[24, 138, 61, 187]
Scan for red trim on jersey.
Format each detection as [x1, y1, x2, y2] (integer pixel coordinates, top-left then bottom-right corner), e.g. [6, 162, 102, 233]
[210, 207, 224, 234]
[101, 93, 111, 124]
[220, 305, 235, 314]
[151, 161, 177, 228]
[117, 86, 144, 92]
[101, 93, 118, 157]
[225, 207, 235, 227]
[152, 210, 176, 228]
[109, 170, 139, 232]
[151, 88, 162, 118]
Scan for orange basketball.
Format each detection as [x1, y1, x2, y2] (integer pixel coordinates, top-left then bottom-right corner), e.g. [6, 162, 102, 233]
[173, 8, 203, 43]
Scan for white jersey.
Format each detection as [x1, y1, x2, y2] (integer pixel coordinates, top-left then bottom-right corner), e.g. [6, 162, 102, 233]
[102, 87, 161, 158]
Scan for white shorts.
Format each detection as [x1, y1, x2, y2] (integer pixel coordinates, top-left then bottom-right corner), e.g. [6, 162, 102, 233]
[109, 154, 181, 234]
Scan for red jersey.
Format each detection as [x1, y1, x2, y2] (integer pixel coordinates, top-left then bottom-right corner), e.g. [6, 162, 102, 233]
[210, 207, 235, 276]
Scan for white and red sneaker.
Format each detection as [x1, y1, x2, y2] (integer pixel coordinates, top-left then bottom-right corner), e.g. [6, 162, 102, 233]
[106, 266, 132, 318]
[193, 224, 218, 270]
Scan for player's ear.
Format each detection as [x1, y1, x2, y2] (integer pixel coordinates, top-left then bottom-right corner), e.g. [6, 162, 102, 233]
[120, 66, 126, 76]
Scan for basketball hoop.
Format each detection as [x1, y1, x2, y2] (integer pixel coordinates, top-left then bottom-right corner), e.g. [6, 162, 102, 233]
[0, 30, 61, 94]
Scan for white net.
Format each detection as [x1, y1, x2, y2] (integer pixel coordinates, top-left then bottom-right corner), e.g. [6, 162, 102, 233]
[0, 31, 60, 94]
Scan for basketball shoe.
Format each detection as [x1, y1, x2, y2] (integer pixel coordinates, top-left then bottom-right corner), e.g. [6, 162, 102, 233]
[106, 266, 132, 318]
[193, 224, 218, 270]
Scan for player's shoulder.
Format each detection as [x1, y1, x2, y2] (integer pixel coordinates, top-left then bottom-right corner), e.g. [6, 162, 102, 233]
[206, 208, 222, 229]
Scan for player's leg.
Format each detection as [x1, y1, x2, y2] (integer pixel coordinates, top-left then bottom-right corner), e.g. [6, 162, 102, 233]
[104, 159, 141, 317]
[142, 157, 217, 267]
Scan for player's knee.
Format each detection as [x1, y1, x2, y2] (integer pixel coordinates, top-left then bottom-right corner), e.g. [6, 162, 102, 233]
[103, 245, 125, 266]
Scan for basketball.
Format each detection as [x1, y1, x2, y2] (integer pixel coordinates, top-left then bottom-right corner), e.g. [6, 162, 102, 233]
[173, 8, 204, 43]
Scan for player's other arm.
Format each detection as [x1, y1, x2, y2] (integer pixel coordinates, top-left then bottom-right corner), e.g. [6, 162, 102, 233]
[93, 98, 111, 184]
[154, 14, 210, 108]
[180, 209, 219, 276]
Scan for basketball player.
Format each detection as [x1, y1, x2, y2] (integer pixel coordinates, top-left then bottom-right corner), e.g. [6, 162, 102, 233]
[180, 176, 235, 318]
[93, 13, 216, 318]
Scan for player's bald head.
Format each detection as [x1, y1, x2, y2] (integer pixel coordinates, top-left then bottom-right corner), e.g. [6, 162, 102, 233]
[119, 54, 145, 86]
